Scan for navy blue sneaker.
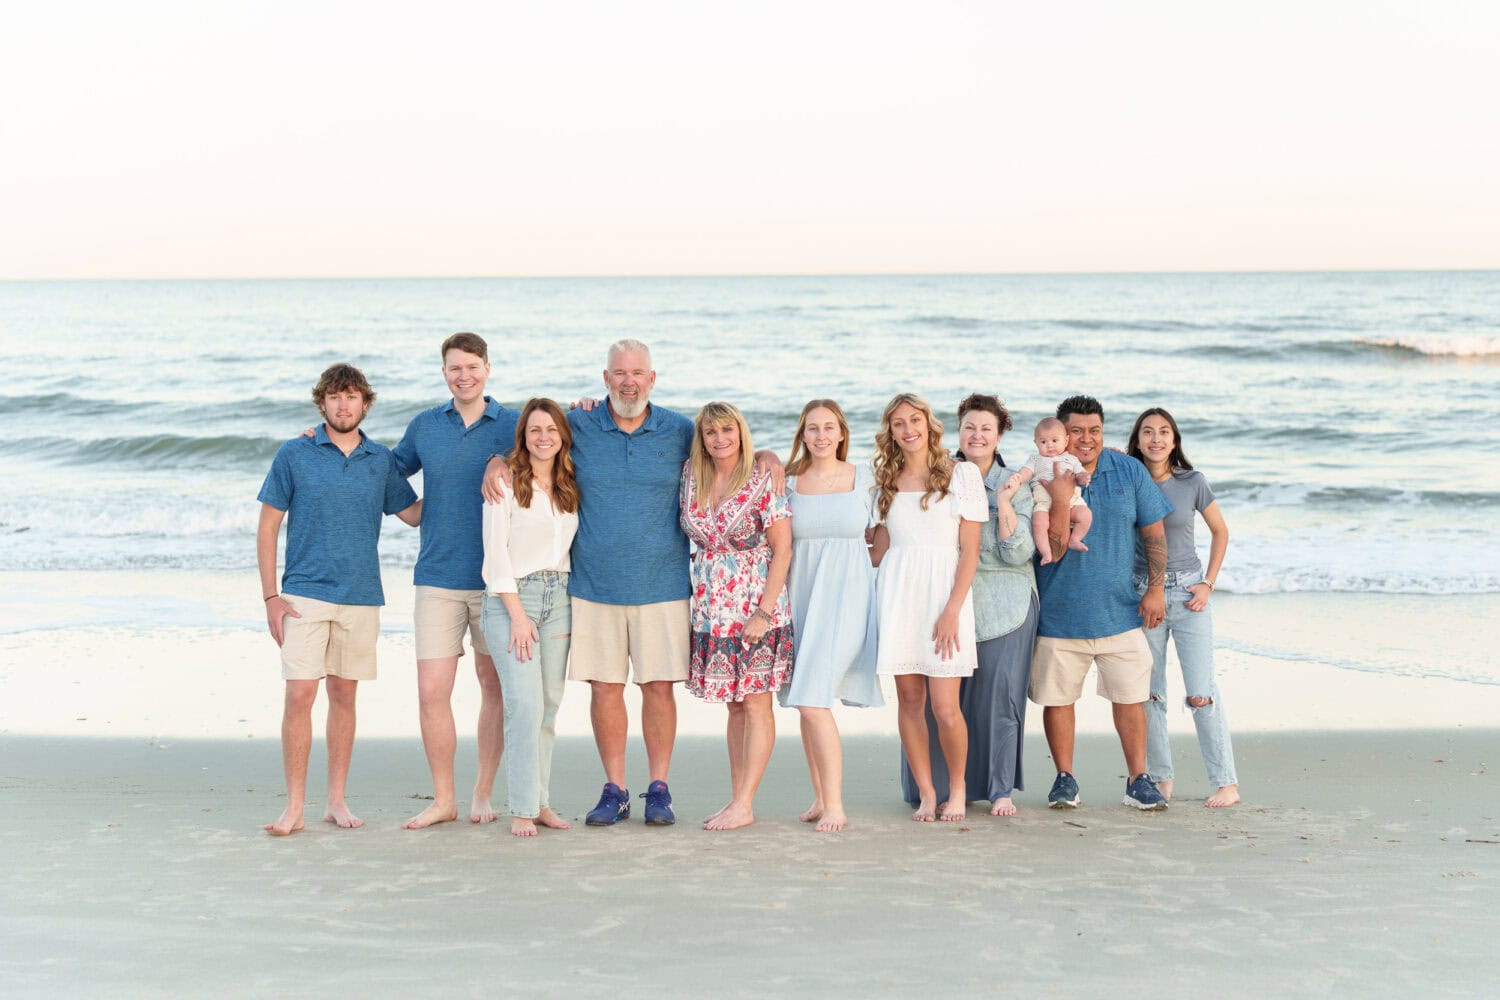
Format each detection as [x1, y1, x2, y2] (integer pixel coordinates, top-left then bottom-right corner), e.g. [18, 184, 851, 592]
[1047, 771, 1081, 809]
[640, 780, 676, 825]
[1123, 774, 1168, 811]
[585, 783, 630, 825]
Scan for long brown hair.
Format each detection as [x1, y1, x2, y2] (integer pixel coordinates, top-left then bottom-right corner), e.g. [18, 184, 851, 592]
[509, 398, 579, 513]
[785, 398, 850, 476]
[873, 392, 952, 519]
[1126, 407, 1195, 472]
[689, 401, 755, 510]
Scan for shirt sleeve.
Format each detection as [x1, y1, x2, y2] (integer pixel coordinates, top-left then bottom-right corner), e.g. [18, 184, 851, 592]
[383, 459, 419, 515]
[862, 464, 884, 526]
[1133, 460, 1174, 529]
[954, 462, 989, 523]
[678, 461, 696, 537]
[1192, 472, 1216, 512]
[256, 446, 294, 511]
[758, 471, 791, 527]
[481, 493, 518, 593]
[392, 415, 421, 478]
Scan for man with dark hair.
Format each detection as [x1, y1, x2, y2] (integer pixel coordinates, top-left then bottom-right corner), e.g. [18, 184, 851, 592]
[1029, 394, 1172, 811]
[397, 333, 524, 829]
[258, 363, 420, 835]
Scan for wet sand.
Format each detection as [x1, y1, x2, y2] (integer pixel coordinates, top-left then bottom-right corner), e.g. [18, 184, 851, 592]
[2, 730, 1496, 997]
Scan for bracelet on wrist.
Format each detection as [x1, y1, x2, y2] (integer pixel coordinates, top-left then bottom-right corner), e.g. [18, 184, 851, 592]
[264, 594, 279, 602]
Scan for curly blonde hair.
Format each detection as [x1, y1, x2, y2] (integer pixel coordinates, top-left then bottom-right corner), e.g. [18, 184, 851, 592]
[873, 392, 952, 520]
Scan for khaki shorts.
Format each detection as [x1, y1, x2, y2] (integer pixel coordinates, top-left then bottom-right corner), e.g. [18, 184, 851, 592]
[569, 597, 689, 684]
[1031, 480, 1086, 513]
[278, 594, 379, 681]
[413, 586, 490, 660]
[1029, 630, 1151, 705]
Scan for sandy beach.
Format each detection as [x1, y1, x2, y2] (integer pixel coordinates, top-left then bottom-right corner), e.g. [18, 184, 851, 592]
[0, 572, 1496, 996]
[2, 729, 1496, 998]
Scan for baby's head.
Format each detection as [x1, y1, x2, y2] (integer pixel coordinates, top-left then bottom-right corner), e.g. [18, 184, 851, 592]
[1034, 417, 1068, 458]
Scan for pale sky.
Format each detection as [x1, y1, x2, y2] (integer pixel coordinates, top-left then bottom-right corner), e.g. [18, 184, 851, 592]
[2, 1, 1497, 278]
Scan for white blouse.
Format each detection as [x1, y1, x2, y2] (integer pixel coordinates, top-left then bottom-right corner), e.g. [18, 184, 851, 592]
[481, 483, 579, 594]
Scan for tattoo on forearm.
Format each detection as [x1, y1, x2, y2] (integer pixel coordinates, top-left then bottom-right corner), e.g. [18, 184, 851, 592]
[1145, 532, 1166, 586]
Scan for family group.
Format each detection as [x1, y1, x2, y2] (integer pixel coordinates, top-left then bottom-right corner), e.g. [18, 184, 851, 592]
[255, 333, 1238, 838]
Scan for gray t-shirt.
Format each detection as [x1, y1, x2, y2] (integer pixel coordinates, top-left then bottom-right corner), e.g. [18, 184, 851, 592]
[1134, 469, 1215, 577]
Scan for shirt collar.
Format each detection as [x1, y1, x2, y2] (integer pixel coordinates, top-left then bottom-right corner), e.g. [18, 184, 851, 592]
[441, 396, 502, 422]
[315, 424, 368, 453]
[599, 399, 656, 433]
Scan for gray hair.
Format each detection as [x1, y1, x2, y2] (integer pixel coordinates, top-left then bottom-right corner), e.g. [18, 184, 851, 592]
[606, 338, 652, 368]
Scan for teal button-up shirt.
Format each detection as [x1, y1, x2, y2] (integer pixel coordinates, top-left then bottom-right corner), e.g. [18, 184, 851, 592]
[964, 454, 1038, 642]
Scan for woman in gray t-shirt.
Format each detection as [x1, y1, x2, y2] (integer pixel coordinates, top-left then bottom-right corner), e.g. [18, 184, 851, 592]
[1127, 408, 1239, 808]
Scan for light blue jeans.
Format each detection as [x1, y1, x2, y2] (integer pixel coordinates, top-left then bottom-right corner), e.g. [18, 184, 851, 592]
[1136, 572, 1237, 788]
[480, 571, 571, 819]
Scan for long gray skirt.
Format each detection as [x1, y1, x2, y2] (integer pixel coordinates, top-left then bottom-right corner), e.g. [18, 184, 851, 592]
[900, 594, 1038, 805]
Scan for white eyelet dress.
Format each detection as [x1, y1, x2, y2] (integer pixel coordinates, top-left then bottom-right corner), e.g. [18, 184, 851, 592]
[874, 461, 988, 678]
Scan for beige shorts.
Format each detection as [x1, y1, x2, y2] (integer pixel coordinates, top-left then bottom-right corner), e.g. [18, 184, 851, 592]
[413, 586, 490, 660]
[278, 594, 380, 681]
[1031, 480, 1087, 513]
[568, 597, 689, 685]
[1029, 630, 1151, 705]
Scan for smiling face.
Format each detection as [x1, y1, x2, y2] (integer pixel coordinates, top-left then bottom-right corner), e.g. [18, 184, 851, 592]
[802, 406, 844, 461]
[959, 410, 1000, 461]
[1063, 411, 1105, 469]
[603, 347, 655, 419]
[888, 402, 929, 457]
[524, 408, 563, 463]
[319, 387, 368, 434]
[702, 419, 741, 466]
[1134, 413, 1176, 467]
[442, 348, 489, 406]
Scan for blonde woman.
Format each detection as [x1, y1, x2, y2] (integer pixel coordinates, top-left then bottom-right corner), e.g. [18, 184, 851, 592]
[479, 398, 580, 837]
[780, 399, 882, 833]
[870, 393, 987, 822]
[680, 402, 794, 831]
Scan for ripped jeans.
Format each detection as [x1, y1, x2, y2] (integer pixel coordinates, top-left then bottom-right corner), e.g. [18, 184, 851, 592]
[480, 571, 571, 819]
[1136, 573, 1237, 788]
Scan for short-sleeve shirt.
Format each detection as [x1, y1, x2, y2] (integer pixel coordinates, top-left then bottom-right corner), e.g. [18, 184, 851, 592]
[392, 397, 520, 590]
[1023, 451, 1086, 483]
[1135, 469, 1216, 577]
[1036, 448, 1172, 639]
[568, 402, 696, 605]
[257, 426, 418, 606]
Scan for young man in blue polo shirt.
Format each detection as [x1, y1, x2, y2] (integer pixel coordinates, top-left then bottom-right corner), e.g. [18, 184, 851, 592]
[1030, 395, 1172, 811]
[258, 364, 420, 836]
[396, 332, 523, 830]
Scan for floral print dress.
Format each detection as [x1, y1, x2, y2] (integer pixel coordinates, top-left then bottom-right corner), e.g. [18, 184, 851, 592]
[680, 464, 794, 703]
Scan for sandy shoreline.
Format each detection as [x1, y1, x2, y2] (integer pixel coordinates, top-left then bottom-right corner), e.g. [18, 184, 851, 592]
[2, 731, 1496, 997]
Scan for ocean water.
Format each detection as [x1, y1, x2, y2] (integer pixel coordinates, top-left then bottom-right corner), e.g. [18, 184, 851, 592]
[2, 271, 1498, 595]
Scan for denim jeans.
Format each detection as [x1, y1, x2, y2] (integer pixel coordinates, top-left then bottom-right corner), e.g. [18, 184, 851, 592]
[1136, 572, 1237, 788]
[480, 571, 571, 819]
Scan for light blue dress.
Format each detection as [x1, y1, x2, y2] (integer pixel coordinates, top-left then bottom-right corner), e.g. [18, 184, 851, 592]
[778, 468, 883, 709]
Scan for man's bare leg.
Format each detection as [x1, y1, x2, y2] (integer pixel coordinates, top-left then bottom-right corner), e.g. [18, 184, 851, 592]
[1042, 703, 1076, 775]
[1112, 701, 1148, 778]
[470, 652, 503, 823]
[268, 680, 318, 835]
[405, 656, 461, 829]
[640, 680, 677, 784]
[590, 681, 628, 787]
[322, 676, 363, 829]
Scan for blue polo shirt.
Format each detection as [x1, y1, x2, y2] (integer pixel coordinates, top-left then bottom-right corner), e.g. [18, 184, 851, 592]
[393, 397, 520, 590]
[568, 402, 695, 605]
[1035, 448, 1172, 639]
[257, 426, 418, 606]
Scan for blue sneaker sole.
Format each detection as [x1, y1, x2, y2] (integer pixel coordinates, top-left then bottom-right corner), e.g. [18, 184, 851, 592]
[585, 811, 630, 826]
[1122, 795, 1168, 811]
[643, 816, 675, 826]
[1048, 798, 1080, 809]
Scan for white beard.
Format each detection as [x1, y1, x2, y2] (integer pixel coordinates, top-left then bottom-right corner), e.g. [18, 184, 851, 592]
[609, 392, 647, 419]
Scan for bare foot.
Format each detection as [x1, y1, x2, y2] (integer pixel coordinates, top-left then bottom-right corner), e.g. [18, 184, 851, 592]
[470, 795, 498, 824]
[534, 807, 572, 830]
[1068, 539, 1088, 552]
[703, 801, 732, 824]
[938, 798, 967, 822]
[511, 816, 538, 837]
[815, 809, 847, 833]
[704, 802, 755, 831]
[1037, 551, 1053, 567]
[912, 797, 937, 823]
[799, 802, 824, 824]
[403, 801, 459, 830]
[989, 796, 1017, 817]
[265, 805, 304, 836]
[1157, 778, 1174, 802]
[1205, 784, 1240, 808]
[323, 802, 364, 829]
